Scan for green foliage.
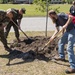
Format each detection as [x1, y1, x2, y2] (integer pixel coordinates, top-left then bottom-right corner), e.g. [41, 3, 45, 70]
[66, 0, 74, 4]
[0, 0, 13, 3]
[0, 0, 2, 3]
[34, 0, 47, 12]
[33, 0, 60, 13]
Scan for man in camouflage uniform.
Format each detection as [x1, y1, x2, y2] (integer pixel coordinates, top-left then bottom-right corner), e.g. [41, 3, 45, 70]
[5, 8, 26, 42]
[0, 10, 13, 52]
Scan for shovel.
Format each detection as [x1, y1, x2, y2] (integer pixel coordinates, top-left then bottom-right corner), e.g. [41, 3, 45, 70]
[11, 19, 34, 44]
[40, 28, 64, 51]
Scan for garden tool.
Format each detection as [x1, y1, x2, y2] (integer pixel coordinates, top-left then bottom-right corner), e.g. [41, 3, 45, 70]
[40, 28, 64, 51]
[11, 19, 34, 44]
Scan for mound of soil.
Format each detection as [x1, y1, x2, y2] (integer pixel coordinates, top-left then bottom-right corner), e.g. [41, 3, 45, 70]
[7, 36, 59, 65]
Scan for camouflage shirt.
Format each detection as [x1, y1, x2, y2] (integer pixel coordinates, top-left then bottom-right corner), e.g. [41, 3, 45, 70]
[10, 8, 23, 21]
[0, 10, 10, 26]
[0, 10, 6, 22]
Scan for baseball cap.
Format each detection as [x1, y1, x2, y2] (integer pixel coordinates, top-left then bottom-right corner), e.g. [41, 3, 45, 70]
[21, 8, 26, 14]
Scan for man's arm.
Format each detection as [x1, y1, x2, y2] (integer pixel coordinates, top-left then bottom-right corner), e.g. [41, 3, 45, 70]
[62, 15, 73, 29]
[17, 19, 21, 26]
[51, 27, 59, 38]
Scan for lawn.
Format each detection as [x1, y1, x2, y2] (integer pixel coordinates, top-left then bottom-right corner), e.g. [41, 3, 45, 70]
[49, 4, 71, 13]
[0, 4, 72, 17]
[0, 31, 75, 75]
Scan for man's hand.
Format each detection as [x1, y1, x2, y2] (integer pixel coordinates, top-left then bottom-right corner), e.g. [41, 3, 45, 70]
[45, 36, 55, 46]
[62, 24, 67, 30]
[62, 15, 73, 30]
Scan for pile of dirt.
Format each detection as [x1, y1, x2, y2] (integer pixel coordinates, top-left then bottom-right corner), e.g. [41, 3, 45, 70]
[7, 36, 59, 65]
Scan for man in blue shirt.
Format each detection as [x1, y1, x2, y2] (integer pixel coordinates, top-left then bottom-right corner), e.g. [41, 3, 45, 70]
[48, 10, 75, 74]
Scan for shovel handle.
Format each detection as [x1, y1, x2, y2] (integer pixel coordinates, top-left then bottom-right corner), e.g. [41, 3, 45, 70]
[45, 36, 55, 46]
[19, 28, 29, 39]
[11, 19, 29, 39]
[45, 28, 63, 46]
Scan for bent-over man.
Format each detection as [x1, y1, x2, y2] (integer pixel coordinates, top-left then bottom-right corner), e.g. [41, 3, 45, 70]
[5, 8, 26, 42]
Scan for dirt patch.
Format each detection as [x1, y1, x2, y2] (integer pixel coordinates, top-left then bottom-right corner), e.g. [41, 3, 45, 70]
[7, 36, 59, 65]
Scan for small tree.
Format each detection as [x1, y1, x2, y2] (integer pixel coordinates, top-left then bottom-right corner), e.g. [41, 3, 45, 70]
[33, 0, 60, 12]
[34, 0, 50, 12]
[33, 0, 60, 37]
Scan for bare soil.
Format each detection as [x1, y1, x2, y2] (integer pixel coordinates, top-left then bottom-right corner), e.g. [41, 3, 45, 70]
[0, 35, 73, 75]
[7, 36, 59, 65]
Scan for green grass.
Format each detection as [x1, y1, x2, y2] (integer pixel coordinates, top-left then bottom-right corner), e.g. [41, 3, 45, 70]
[49, 4, 71, 13]
[0, 4, 46, 17]
[0, 4, 72, 17]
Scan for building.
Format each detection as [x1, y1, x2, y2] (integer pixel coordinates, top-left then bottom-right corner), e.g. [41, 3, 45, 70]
[13, 0, 33, 4]
[51, 0, 64, 4]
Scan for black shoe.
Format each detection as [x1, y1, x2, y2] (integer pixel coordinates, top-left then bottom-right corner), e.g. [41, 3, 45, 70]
[65, 68, 75, 74]
[5, 46, 12, 52]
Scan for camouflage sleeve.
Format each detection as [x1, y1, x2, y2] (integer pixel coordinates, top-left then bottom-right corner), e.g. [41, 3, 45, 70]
[2, 17, 10, 25]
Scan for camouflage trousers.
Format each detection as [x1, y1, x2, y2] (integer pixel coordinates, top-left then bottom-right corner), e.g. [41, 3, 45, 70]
[0, 29, 8, 48]
[5, 21, 20, 40]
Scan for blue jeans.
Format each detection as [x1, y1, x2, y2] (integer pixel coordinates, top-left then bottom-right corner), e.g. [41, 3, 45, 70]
[58, 28, 75, 69]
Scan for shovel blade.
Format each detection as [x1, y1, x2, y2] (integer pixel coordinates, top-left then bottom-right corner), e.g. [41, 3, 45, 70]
[24, 38, 34, 44]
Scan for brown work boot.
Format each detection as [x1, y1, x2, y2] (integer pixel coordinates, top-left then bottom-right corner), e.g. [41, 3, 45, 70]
[65, 68, 75, 74]
[53, 56, 66, 61]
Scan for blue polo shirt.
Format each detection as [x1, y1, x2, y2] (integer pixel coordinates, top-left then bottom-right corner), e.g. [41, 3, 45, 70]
[55, 13, 75, 32]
